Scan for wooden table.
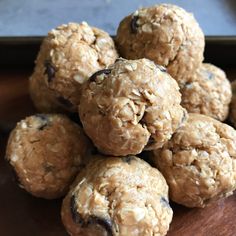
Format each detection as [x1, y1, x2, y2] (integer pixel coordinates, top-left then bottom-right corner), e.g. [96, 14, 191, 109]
[0, 70, 236, 236]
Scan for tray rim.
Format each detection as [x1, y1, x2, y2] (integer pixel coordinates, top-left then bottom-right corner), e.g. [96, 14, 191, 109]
[0, 35, 236, 44]
[0, 36, 235, 67]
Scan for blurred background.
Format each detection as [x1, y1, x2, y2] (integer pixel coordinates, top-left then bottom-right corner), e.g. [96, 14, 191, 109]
[0, 0, 236, 36]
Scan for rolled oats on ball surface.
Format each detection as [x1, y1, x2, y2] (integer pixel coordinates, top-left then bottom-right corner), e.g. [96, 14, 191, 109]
[6, 114, 92, 199]
[79, 58, 187, 156]
[29, 22, 118, 113]
[151, 113, 236, 208]
[116, 4, 205, 84]
[61, 155, 173, 236]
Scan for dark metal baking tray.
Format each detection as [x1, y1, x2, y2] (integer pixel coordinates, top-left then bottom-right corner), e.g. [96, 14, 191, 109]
[0, 36, 236, 68]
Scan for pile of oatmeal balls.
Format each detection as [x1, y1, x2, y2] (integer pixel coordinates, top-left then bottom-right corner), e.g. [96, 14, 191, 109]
[5, 4, 236, 236]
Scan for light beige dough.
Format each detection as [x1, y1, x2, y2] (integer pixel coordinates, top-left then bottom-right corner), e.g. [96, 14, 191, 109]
[181, 63, 231, 121]
[79, 58, 187, 156]
[151, 113, 236, 208]
[29, 22, 118, 113]
[61, 155, 173, 236]
[6, 114, 91, 199]
[116, 4, 204, 84]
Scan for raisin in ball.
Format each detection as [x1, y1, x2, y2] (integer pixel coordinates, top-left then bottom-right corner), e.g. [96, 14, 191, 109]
[116, 4, 204, 84]
[79, 58, 187, 156]
[29, 22, 118, 113]
[61, 155, 173, 236]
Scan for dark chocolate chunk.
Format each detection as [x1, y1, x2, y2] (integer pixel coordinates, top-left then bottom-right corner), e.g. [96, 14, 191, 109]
[121, 156, 135, 164]
[70, 195, 84, 224]
[160, 197, 170, 208]
[89, 69, 112, 82]
[58, 96, 73, 108]
[87, 216, 113, 236]
[44, 60, 55, 82]
[130, 15, 139, 33]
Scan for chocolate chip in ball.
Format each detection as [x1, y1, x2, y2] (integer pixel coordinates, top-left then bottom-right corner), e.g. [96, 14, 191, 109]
[130, 15, 139, 33]
[44, 60, 55, 82]
[89, 69, 112, 82]
[70, 195, 84, 224]
[87, 216, 113, 236]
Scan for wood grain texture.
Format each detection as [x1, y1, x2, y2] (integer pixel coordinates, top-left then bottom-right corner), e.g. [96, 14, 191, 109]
[0, 70, 236, 236]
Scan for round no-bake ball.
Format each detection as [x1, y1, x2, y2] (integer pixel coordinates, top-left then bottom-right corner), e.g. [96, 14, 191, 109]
[79, 58, 187, 156]
[180, 63, 231, 121]
[29, 22, 118, 113]
[151, 113, 236, 208]
[61, 155, 173, 236]
[6, 114, 91, 199]
[116, 4, 204, 83]
[229, 80, 236, 127]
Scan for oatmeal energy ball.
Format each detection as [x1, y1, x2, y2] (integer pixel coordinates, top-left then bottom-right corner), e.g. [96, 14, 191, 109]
[181, 63, 231, 121]
[116, 4, 205, 84]
[229, 80, 236, 127]
[152, 113, 236, 208]
[61, 156, 173, 236]
[29, 22, 118, 113]
[79, 58, 187, 156]
[6, 114, 91, 199]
